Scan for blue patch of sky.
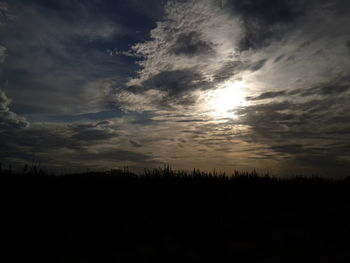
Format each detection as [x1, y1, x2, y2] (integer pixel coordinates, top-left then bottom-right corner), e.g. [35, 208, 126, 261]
[0, 0, 166, 118]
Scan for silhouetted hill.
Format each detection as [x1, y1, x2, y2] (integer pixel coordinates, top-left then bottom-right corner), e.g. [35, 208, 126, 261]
[1, 167, 350, 262]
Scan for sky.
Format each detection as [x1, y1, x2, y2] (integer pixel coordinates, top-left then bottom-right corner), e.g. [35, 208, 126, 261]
[1, 0, 350, 176]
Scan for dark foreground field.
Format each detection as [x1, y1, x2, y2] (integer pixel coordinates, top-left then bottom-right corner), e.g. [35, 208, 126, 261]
[1, 167, 350, 263]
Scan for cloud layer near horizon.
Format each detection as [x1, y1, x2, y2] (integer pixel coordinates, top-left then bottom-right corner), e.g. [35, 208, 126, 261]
[1, 0, 350, 176]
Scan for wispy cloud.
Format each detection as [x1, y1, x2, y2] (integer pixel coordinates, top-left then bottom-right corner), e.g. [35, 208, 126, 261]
[0, 89, 28, 132]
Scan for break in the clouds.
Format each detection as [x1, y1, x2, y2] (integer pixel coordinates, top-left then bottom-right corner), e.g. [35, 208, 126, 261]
[1, 0, 350, 176]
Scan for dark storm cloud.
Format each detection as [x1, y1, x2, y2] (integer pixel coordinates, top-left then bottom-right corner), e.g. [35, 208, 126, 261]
[70, 123, 118, 142]
[68, 122, 117, 145]
[2, 127, 72, 152]
[125, 67, 222, 109]
[246, 90, 287, 101]
[309, 82, 350, 96]
[0, 92, 141, 167]
[289, 83, 350, 98]
[235, 98, 350, 141]
[221, 0, 304, 50]
[129, 139, 143, 147]
[249, 59, 268, 72]
[274, 54, 286, 63]
[212, 61, 245, 82]
[269, 143, 349, 169]
[0, 125, 75, 171]
[48, 110, 125, 122]
[0, 118, 151, 169]
[225, 0, 303, 24]
[232, 78, 350, 169]
[0, 119, 115, 156]
[175, 119, 204, 123]
[128, 57, 270, 109]
[0, 131, 154, 170]
[129, 68, 214, 108]
[212, 59, 267, 83]
[142, 69, 210, 96]
[247, 76, 350, 101]
[171, 31, 214, 57]
[270, 144, 304, 154]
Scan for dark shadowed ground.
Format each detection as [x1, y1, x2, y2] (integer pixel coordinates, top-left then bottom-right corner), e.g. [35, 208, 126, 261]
[1, 167, 350, 262]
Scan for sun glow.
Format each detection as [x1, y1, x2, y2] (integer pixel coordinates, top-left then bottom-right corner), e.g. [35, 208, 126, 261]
[207, 81, 247, 118]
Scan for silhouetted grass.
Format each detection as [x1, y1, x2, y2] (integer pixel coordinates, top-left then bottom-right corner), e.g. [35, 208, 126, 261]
[1, 165, 350, 262]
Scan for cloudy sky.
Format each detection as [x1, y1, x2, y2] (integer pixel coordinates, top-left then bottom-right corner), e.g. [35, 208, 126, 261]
[1, 0, 350, 176]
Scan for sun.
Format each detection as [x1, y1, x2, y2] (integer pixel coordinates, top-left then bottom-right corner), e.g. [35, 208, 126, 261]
[207, 81, 247, 118]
